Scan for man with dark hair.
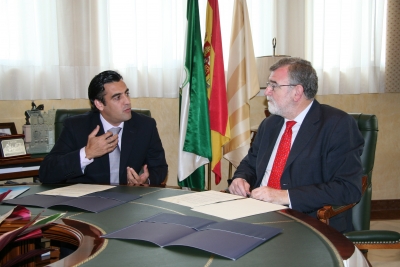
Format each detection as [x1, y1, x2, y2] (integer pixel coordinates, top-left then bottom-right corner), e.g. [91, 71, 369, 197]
[229, 58, 364, 233]
[39, 70, 168, 186]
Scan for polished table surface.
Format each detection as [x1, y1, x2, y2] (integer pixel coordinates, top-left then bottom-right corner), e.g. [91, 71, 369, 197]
[0, 184, 358, 267]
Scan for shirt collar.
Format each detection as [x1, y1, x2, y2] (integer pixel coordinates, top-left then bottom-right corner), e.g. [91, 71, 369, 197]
[100, 114, 124, 132]
[285, 100, 313, 125]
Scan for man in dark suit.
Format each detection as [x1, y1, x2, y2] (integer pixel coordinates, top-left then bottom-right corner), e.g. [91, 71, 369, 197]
[229, 58, 364, 233]
[39, 70, 168, 186]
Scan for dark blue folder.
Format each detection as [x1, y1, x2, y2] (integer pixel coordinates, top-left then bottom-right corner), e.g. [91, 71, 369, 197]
[102, 213, 282, 260]
[3, 191, 141, 213]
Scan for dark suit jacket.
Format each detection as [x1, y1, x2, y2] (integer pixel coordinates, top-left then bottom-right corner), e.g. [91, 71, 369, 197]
[232, 100, 364, 233]
[39, 111, 168, 185]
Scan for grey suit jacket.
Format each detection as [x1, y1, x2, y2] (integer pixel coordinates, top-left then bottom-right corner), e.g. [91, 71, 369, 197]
[232, 100, 364, 233]
[39, 111, 168, 185]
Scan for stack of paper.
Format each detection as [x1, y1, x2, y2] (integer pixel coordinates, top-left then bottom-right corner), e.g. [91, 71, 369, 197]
[159, 190, 287, 220]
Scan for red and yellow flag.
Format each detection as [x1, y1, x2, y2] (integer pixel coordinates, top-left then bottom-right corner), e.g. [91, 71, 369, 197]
[203, 0, 230, 185]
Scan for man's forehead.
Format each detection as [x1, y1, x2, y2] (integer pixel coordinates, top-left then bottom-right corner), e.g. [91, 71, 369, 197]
[269, 65, 289, 81]
[104, 80, 128, 94]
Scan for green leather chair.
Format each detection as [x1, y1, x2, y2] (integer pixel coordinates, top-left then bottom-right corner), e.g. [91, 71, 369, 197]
[317, 113, 400, 252]
[54, 108, 151, 141]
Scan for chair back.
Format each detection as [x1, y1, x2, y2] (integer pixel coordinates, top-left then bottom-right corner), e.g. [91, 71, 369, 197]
[54, 109, 151, 141]
[349, 113, 378, 231]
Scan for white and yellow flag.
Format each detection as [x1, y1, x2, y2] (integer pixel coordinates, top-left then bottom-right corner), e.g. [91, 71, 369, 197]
[223, 0, 260, 167]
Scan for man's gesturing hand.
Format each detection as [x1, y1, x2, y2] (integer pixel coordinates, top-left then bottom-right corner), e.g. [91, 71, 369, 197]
[85, 125, 119, 159]
[127, 165, 149, 186]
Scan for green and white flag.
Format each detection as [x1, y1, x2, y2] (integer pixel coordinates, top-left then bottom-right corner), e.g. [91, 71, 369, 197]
[178, 0, 211, 191]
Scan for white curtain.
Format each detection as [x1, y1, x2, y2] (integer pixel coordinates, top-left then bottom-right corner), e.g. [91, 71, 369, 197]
[242, 0, 386, 95]
[305, 0, 387, 94]
[0, 0, 186, 100]
[0, 0, 386, 100]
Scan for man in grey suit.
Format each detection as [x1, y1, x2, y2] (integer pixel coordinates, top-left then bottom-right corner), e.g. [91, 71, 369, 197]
[229, 58, 364, 233]
[39, 70, 168, 186]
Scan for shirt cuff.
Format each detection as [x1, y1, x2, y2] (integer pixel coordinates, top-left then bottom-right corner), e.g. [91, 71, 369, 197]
[80, 147, 94, 173]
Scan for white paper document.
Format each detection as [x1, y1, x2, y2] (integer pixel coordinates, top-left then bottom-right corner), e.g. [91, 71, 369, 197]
[159, 190, 245, 208]
[192, 198, 288, 220]
[37, 184, 115, 197]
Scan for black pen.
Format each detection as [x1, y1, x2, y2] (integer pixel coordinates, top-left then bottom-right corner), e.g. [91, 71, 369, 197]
[246, 189, 252, 198]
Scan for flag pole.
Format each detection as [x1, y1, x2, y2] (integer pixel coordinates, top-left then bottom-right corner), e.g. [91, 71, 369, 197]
[228, 162, 232, 179]
[208, 164, 211, 190]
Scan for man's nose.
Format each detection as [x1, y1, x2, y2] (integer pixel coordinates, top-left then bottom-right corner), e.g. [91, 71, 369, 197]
[264, 87, 273, 96]
[122, 93, 130, 103]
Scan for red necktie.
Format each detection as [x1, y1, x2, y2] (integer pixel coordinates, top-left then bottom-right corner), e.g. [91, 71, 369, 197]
[267, 121, 296, 189]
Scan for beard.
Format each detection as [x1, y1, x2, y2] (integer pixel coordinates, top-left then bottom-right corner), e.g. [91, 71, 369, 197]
[266, 97, 283, 116]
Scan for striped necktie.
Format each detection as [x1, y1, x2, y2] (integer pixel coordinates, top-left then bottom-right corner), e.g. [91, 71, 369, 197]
[108, 127, 121, 185]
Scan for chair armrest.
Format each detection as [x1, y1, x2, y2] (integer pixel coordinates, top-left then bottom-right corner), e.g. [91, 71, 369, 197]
[345, 230, 400, 243]
[317, 203, 356, 225]
[317, 175, 368, 225]
[344, 230, 400, 249]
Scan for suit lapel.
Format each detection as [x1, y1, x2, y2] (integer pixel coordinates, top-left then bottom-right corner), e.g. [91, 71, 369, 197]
[90, 112, 110, 184]
[85, 112, 110, 184]
[255, 116, 284, 186]
[286, 101, 320, 167]
[91, 112, 106, 136]
[120, 112, 138, 183]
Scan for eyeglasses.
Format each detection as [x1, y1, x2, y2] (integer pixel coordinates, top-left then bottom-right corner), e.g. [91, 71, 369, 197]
[266, 82, 298, 91]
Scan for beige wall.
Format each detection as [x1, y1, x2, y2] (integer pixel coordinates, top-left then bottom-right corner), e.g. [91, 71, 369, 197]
[0, 93, 399, 200]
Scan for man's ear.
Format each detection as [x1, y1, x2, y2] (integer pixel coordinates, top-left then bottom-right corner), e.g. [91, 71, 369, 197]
[94, 99, 104, 111]
[293, 85, 304, 102]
